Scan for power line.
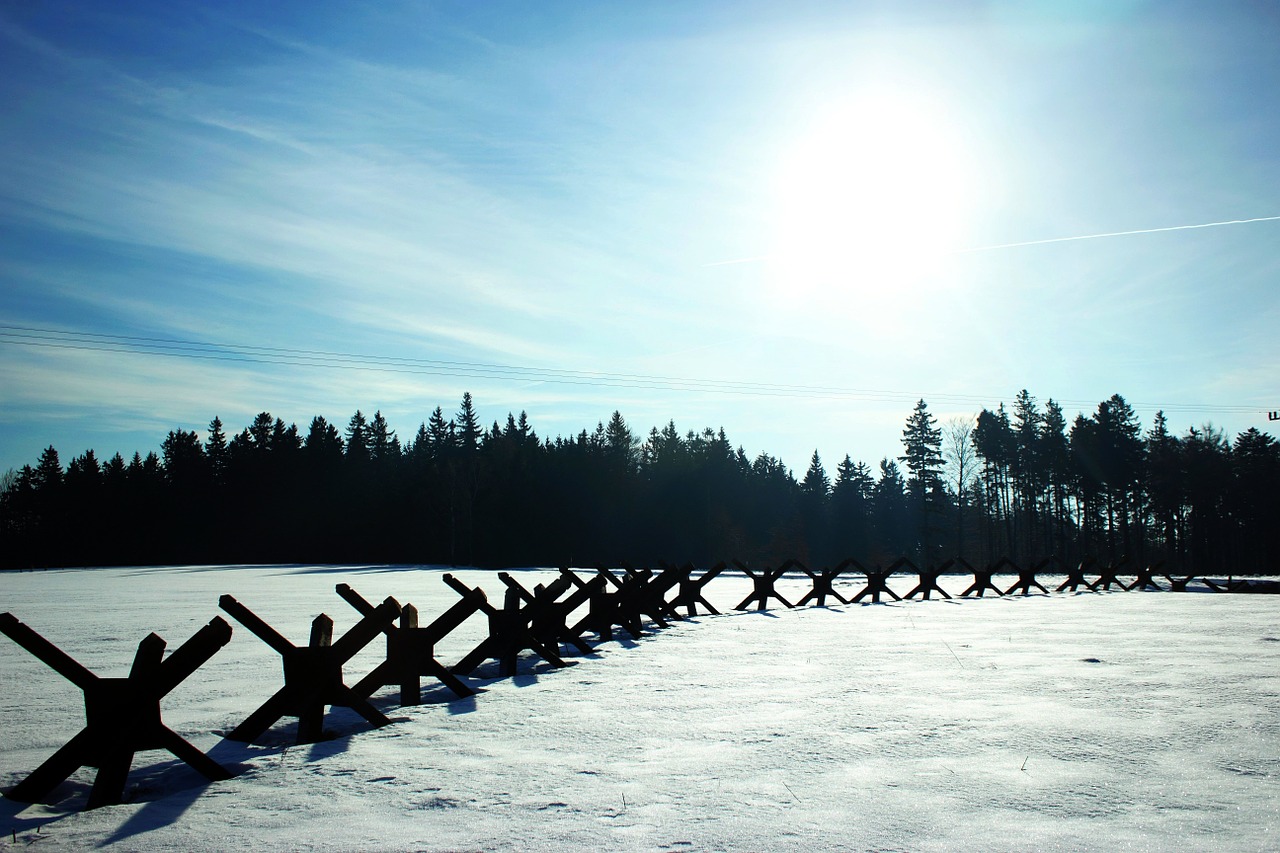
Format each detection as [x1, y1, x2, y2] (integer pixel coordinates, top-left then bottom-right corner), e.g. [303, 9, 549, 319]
[0, 324, 1265, 417]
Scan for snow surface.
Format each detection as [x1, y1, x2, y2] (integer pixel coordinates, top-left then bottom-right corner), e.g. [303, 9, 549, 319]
[1, 565, 1278, 851]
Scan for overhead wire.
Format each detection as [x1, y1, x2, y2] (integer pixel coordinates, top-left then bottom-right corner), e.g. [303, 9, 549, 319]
[0, 324, 1265, 417]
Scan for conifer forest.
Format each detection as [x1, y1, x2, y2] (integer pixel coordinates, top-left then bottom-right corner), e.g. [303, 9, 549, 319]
[2, 391, 1276, 574]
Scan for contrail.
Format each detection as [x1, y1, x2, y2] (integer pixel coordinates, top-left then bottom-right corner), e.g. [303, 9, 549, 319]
[957, 215, 1280, 254]
[703, 215, 1280, 267]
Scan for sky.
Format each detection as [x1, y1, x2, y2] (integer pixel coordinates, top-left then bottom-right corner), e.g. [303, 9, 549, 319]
[2, 0, 1278, 478]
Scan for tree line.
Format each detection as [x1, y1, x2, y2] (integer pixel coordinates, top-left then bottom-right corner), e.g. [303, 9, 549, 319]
[2, 390, 1276, 573]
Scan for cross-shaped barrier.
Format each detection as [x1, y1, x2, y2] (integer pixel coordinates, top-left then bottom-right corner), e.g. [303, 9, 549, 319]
[1126, 562, 1165, 591]
[497, 571, 598, 657]
[1056, 557, 1096, 592]
[1089, 558, 1130, 591]
[669, 561, 727, 617]
[443, 574, 569, 677]
[794, 559, 854, 607]
[901, 557, 952, 601]
[0, 613, 232, 809]
[335, 583, 479, 704]
[733, 560, 797, 611]
[1001, 557, 1050, 596]
[957, 557, 1004, 598]
[849, 560, 902, 604]
[218, 594, 398, 744]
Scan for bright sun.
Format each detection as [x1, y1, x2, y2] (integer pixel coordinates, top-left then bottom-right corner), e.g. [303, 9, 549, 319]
[768, 88, 974, 315]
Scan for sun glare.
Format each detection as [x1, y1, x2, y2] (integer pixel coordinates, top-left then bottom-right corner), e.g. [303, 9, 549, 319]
[768, 89, 974, 317]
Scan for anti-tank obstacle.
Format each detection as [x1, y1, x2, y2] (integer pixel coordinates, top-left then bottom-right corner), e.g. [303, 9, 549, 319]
[1057, 557, 1097, 593]
[849, 560, 902, 604]
[669, 561, 727, 616]
[218, 594, 399, 744]
[443, 573, 570, 677]
[1090, 558, 1130, 591]
[733, 559, 797, 611]
[1126, 562, 1165, 592]
[794, 558, 854, 607]
[3, 555, 1262, 814]
[903, 557, 952, 601]
[497, 570, 598, 657]
[1001, 557, 1051, 596]
[0, 613, 232, 809]
[335, 583, 479, 704]
[957, 558, 1004, 598]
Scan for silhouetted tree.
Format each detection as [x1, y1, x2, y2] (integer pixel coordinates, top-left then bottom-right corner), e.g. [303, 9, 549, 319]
[873, 458, 911, 562]
[900, 399, 944, 562]
[799, 450, 830, 563]
[1231, 428, 1280, 572]
[1040, 400, 1072, 559]
[3, 391, 1276, 571]
[973, 405, 1015, 557]
[1180, 423, 1231, 573]
[205, 417, 229, 487]
[943, 416, 978, 559]
[830, 455, 873, 561]
[1145, 411, 1181, 565]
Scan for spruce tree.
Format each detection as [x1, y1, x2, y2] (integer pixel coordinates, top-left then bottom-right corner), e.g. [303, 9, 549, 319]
[899, 400, 944, 562]
[456, 393, 482, 454]
[206, 417, 229, 485]
[345, 410, 371, 462]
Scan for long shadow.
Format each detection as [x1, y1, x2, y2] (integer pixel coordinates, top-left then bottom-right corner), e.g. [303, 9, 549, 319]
[0, 741, 260, 849]
[97, 762, 228, 848]
[0, 784, 85, 841]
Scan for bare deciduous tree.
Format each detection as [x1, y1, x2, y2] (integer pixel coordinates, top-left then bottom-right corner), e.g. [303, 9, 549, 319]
[944, 415, 978, 557]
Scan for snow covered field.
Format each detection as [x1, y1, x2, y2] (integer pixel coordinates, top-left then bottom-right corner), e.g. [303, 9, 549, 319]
[1, 565, 1277, 851]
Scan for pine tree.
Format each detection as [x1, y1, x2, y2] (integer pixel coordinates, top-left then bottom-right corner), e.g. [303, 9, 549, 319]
[873, 458, 910, 560]
[33, 446, 63, 493]
[1091, 394, 1143, 559]
[305, 416, 344, 460]
[456, 393, 481, 454]
[899, 399, 944, 561]
[248, 412, 275, 452]
[1011, 389, 1042, 556]
[1231, 428, 1280, 573]
[206, 417, 229, 485]
[161, 429, 206, 486]
[345, 410, 371, 462]
[370, 410, 400, 462]
[831, 455, 873, 559]
[973, 405, 1015, 557]
[604, 411, 636, 474]
[1039, 400, 1071, 558]
[1145, 411, 1181, 564]
[1180, 423, 1231, 573]
[801, 450, 830, 499]
[426, 407, 455, 458]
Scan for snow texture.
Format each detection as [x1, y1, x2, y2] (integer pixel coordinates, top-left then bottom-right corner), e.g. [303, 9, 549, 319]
[1, 565, 1278, 851]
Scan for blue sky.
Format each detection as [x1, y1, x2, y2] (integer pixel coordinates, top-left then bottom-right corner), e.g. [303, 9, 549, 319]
[2, 0, 1277, 476]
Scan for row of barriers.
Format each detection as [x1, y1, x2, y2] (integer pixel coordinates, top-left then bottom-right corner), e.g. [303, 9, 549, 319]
[0, 555, 1269, 809]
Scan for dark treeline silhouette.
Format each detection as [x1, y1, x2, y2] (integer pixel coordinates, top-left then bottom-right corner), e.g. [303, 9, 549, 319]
[2, 391, 1276, 573]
